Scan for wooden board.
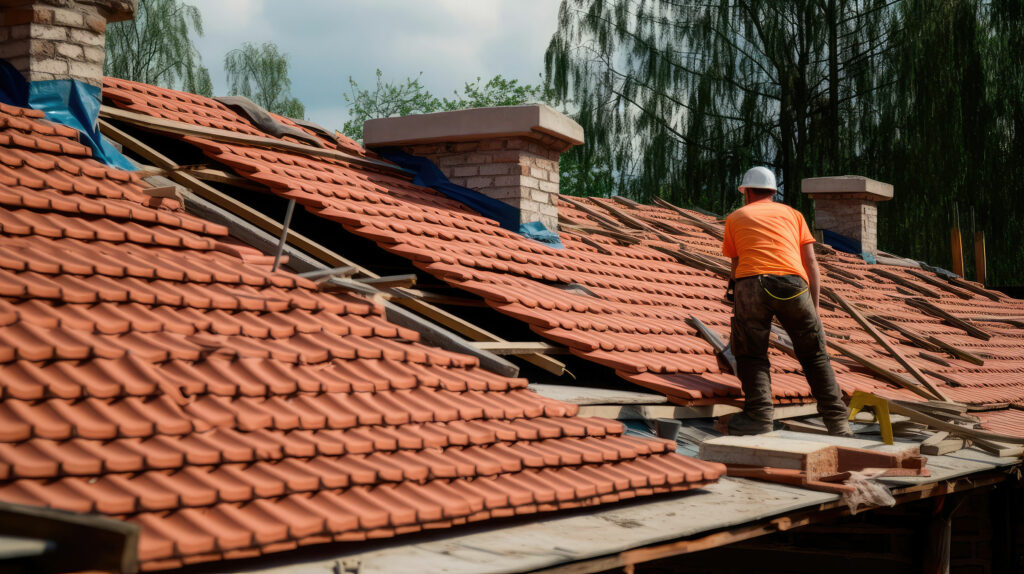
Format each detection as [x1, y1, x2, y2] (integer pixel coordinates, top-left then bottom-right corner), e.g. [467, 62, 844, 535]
[822, 288, 949, 401]
[700, 436, 838, 479]
[471, 342, 570, 355]
[528, 384, 669, 406]
[906, 298, 992, 341]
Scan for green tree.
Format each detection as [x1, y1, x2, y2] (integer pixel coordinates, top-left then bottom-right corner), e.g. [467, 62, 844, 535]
[224, 42, 305, 118]
[341, 70, 544, 141]
[104, 0, 212, 96]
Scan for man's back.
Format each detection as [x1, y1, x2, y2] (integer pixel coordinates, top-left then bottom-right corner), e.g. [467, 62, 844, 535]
[722, 201, 815, 281]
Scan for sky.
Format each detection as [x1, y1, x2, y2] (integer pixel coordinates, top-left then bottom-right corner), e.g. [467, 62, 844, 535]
[192, 0, 562, 131]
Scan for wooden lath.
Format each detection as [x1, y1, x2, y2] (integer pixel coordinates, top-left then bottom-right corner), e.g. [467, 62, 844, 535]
[100, 119, 568, 377]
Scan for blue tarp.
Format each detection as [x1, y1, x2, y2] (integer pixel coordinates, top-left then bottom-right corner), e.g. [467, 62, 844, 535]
[822, 228, 877, 264]
[378, 149, 564, 249]
[0, 59, 135, 170]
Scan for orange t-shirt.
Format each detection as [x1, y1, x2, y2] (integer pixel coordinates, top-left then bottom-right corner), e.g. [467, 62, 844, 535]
[722, 201, 815, 282]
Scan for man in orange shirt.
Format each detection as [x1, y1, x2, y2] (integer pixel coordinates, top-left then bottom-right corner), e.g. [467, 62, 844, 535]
[721, 167, 851, 436]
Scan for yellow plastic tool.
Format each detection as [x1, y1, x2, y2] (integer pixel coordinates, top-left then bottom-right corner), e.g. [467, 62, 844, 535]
[847, 391, 894, 445]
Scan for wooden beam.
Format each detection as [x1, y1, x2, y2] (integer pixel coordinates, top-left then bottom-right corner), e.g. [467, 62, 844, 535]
[100, 120, 559, 377]
[185, 167, 269, 191]
[927, 336, 986, 366]
[355, 274, 417, 289]
[974, 230, 987, 286]
[906, 298, 992, 341]
[905, 269, 974, 300]
[652, 245, 732, 279]
[888, 402, 1024, 444]
[948, 275, 1001, 301]
[951, 226, 965, 277]
[822, 288, 950, 401]
[828, 341, 936, 401]
[869, 268, 943, 298]
[387, 288, 488, 307]
[867, 316, 943, 352]
[100, 105, 408, 175]
[470, 341, 570, 355]
[700, 436, 838, 479]
[820, 263, 866, 289]
[652, 196, 726, 239]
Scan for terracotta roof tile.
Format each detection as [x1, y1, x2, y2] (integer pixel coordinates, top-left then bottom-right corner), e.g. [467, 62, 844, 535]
[98, 78, 1024, 424]
[0, 100, 725, 569]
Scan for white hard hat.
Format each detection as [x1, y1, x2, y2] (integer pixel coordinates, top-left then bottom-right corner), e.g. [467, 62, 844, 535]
[738, 166, 777, 192]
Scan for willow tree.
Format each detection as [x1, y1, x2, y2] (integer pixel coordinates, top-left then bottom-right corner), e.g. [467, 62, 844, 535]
[545, 0, 900, 213]
[224, 42, 305, 118]
[104, 0, 212, 96]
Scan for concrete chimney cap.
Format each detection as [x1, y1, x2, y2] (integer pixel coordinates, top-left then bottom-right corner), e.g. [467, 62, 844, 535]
[801, 175, 893, 201]
[363, 104, 584, 148]
[0, 0, 136, 21]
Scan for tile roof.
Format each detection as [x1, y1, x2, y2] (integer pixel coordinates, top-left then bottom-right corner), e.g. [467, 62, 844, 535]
[98, 78, 1024, 438]
[0, 99, 725, 570]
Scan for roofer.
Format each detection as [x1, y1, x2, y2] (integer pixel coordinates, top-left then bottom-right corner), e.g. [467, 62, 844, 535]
[721, 167, 852, 437]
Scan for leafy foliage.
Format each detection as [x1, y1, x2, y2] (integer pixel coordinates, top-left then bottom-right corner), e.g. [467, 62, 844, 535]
[546, 0, 1024, 286]
[341, 70, 544, 141]
[224, 42, 305, 119]
[104, 0, 211, 96]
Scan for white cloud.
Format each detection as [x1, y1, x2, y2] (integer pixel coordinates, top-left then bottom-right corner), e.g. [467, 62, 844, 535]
[189, 0, 560, 130]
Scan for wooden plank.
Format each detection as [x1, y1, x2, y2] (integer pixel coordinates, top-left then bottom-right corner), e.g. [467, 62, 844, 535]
[527, 384, 668, 406]
[559, 195, 633, 232]
[101, 105, 407, 175]
[888, 402, 1024, 444]
[394, 296, 567, 376]
[471, 341, 570, 355]
[822, 288, 950, 401]
[652, 197, 726, 239]
[918, 352, 952, 367]
[921, 431, 949, 446]
[820, 263, 865, 289]
[867, 316, 943, 352]
[951, 226, 965, 277]
[827, 340, 936, 401]
[947, 275, 1001, 301]
[386, 288, 488, 307]
[920, 437, 967, 456]
[0, 500, 139, 574]
[185, 167, 268, 191]
[974, 230, 987, 286]
[106, 120, 564, 376]
[699, 436, 838, 479]
[355, 274, 417, 289]
[869, 268, 943, 298]
[652, 245, 732, 278]
[927, 336, 985, 366]
[905, 269, 974, 300]
[906, 298, 992, 341]
[964, 435, 1022, 458]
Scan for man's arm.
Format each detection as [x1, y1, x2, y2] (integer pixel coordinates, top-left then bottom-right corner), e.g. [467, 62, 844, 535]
[731, 257, 739, 279]
[800, 243, 820, 310]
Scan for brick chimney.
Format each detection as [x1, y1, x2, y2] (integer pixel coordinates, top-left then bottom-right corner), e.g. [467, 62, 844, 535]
[802, 175, 893, 257]
[0, 0, 136, 87]
[363, 105, 583, 232]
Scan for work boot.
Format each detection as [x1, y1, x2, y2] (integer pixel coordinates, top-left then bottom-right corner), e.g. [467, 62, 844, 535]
[825, 418, 854, 438]
[725, 412, 773, 436]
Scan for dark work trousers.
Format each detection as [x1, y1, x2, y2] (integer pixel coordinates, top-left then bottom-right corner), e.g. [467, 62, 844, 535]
[728, 274, 850, 435]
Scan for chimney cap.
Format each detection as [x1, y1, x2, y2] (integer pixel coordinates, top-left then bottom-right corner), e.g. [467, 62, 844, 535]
[801, 175, 893, 201]
[363, 104, 584, 149]
[0, 0, 136, 22]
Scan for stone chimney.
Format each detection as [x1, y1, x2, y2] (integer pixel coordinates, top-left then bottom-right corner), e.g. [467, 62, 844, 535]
[363, 105, 583, 232]
[0, 0, 136, 87]
[802, 175, 893, 257]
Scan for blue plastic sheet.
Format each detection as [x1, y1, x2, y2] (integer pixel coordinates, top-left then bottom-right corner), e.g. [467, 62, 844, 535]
[378, 149, 563, 249]
[0, 60, 135, 170]
[822, 228, 877, 264]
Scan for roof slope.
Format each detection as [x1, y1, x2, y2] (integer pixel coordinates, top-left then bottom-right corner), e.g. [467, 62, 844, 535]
[0, 100, 724, 570]
[100, 78, 1024, 427]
